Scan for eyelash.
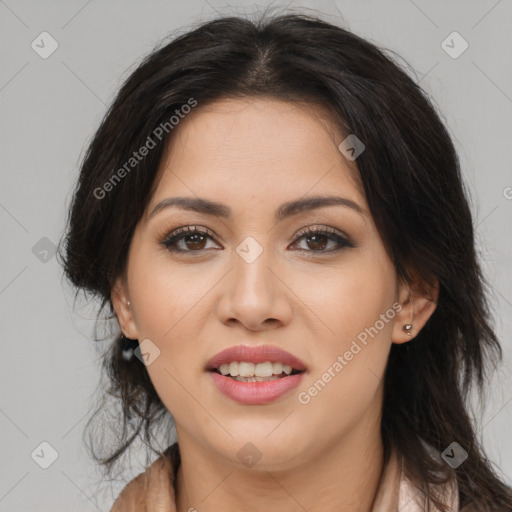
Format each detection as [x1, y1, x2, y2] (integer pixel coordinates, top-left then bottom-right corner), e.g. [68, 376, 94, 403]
[159, 225, 355, 255]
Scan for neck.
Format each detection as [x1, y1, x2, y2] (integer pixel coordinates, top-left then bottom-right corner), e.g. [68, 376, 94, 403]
[175, 413, 385, 512]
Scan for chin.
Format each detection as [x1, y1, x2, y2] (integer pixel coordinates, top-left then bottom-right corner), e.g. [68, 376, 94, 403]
[206, 429, 309, 471]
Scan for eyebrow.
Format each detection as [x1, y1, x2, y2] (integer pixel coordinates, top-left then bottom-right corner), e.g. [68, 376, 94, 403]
[148, 195, 366, 221]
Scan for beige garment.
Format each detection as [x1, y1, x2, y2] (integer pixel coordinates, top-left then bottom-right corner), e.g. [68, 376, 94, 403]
[111, 443, 459, 512]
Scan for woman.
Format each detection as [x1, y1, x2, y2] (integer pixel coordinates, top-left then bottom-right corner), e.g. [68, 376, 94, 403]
[59, 11, 512, 512]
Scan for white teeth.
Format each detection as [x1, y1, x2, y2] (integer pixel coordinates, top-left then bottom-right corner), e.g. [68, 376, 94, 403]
[229, 361, 239, 377]
[239, 362, 255, 377]
[254, 362, 273, 377]
[219, 363, 230, 375]
[216, 361, 298, 377]
[273, 362, 283, 375]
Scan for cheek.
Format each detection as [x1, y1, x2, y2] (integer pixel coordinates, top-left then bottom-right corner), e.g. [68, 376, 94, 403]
[125, 247, 213, 382]
[128, 244, 214, 339]
[291, 256, 396, 353]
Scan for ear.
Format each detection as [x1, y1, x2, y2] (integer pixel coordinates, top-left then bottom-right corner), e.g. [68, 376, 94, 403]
[391, 268, 439, 344]
[111, 275, 139, 339]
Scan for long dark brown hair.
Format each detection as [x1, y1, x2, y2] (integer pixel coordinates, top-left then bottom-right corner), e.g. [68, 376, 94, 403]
[58, 10, 512, 510]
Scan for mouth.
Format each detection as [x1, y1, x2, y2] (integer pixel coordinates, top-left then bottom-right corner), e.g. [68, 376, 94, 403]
[205, 344, 307, 404]
[205, 344, 307, 377]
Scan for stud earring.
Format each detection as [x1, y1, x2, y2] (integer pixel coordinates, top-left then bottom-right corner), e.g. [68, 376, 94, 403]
[402, 324, 413, 336]
[402, 294, 414, 337]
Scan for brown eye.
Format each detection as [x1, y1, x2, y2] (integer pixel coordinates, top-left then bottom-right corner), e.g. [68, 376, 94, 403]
[161, 226, 219, 253]
[183, 233, 207, 250]
[304, 233, 329, 250]
[290, 227, 354, 253]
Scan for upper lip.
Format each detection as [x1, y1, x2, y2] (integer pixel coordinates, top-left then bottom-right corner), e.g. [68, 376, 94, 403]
[206, 344, 307, 372]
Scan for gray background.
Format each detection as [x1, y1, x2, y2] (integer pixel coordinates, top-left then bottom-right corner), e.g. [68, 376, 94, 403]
[1, 0, 511, 510]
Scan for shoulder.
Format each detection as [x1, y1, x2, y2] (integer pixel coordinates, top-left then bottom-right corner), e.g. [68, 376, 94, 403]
[110, 444, 178, 512]
[110, 470, 147, 512]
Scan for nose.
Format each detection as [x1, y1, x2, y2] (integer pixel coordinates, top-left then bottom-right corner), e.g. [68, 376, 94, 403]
[216, 243, 293, 332]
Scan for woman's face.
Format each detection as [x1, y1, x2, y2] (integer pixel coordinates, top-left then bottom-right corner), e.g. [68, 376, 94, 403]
[113, 97, 430, 470]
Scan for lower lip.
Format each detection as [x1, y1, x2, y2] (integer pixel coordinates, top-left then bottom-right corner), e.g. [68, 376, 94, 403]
[209, 371, 305, 405]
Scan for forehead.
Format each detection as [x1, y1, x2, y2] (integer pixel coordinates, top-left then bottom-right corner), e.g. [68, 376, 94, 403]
[148, 97, 365, 215]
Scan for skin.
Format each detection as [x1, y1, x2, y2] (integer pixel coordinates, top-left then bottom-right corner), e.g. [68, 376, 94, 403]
[112, 97, 438, 512]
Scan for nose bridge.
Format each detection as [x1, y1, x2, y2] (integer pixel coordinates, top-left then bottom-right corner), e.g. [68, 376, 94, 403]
[232, 234, 275, 300]
[217, 234, 293, 329]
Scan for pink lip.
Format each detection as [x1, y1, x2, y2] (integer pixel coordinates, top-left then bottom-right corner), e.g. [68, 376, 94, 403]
[205, 344, 307, 371]
[209, 371, 305, 405]
[205, 344, 307, 405]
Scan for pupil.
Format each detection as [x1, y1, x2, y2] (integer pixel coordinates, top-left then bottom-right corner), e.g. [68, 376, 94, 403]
[307, 234, 327, 250]
[186, 234, 206, 250]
